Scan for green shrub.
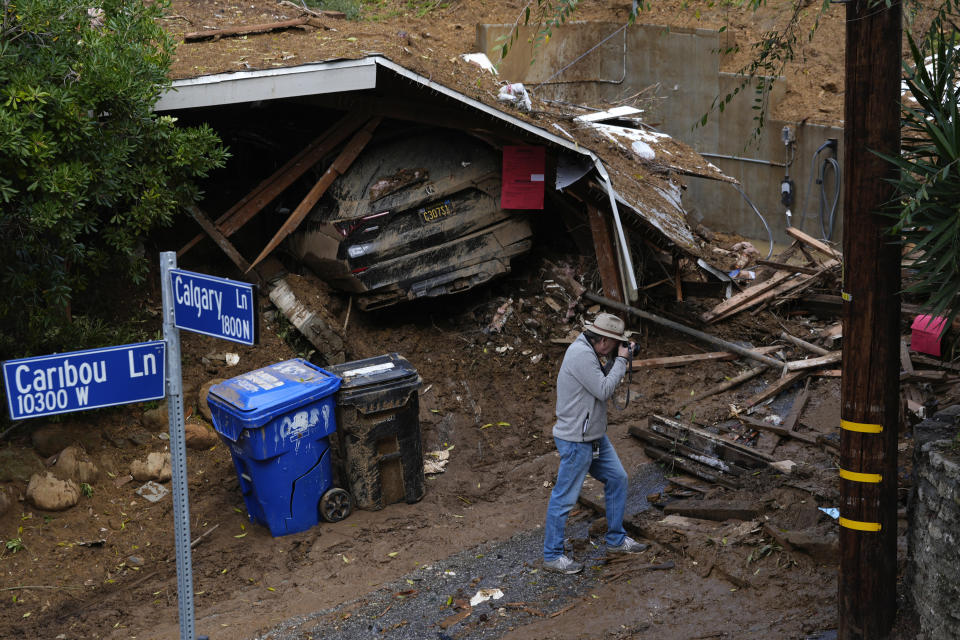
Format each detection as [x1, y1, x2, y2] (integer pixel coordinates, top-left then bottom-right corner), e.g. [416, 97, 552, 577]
[0, 0, 229, 359]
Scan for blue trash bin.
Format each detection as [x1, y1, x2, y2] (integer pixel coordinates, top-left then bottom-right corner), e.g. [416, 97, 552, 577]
[207, 358, 345, 536]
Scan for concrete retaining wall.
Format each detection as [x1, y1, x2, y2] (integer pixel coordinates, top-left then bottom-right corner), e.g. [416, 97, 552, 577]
[909, 407, 960, 640]
[477, 22, 844, 249]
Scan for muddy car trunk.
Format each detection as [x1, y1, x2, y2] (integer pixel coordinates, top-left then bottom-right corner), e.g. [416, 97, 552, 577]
[286, 130, 533, 309]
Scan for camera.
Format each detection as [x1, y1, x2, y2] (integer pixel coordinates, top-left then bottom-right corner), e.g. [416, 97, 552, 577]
[622, 341, 641, 358]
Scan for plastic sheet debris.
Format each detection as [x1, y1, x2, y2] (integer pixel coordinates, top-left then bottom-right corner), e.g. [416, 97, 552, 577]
[819, 507, 840, 519]
[135, 480, 169, 503]
[460, 53, 497, 74]
[497, 83, 532, 111]
[470, 588, 504, 607]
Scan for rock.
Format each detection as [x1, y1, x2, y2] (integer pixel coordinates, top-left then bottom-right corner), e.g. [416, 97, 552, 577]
[31, 423, 89, 457]
[141, 404, 168, 431]
[128, 430, 153, 447]
[185, 421, 219, 450]
[198, 378, 226, 422]
[130, 452, 171, 482]
[144, 398, 196, 431]
[52, 445, 100, 484]
[26, 472, 80, 511]
[0, 447, 43, 483]
[0, 489, 12, 517]
[127, 555, 145, 567]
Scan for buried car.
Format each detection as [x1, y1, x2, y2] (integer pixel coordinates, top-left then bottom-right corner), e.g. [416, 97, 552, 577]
[286, 129, 534, 310]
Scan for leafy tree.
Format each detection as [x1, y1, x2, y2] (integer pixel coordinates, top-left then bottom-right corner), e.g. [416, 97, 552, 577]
[0, 0, 228, 358]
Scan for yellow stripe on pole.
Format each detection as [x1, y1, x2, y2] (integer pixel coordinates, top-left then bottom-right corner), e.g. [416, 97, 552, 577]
[841, 419, 883, 433]
[839, 517, 882, 532]
[839, 468, 882, 483]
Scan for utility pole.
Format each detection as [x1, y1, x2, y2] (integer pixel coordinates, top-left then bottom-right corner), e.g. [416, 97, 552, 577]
[840, 0, 902, 637]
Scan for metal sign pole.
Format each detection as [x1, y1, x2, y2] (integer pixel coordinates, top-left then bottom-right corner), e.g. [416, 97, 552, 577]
[160, 251, 198, 640]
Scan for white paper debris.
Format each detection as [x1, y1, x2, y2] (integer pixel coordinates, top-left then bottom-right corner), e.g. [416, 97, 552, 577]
[470, 588, 504, 607]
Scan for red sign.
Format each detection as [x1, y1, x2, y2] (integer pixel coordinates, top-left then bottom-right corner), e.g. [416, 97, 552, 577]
[501, 146, 545, 210]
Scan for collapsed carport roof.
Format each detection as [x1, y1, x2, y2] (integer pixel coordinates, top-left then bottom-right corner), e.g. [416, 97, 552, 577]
[157, 55, 735, 293]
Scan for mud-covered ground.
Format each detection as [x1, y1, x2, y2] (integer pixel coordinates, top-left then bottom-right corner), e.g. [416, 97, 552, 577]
[0, 241, 931, 638]
[0, 0, 943, 637]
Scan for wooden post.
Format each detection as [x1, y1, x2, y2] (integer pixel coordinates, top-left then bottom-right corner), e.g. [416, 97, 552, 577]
[839, 0, 901, 637]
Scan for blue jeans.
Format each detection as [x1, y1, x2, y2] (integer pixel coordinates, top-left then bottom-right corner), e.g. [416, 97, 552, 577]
[543, 435, 628, 561]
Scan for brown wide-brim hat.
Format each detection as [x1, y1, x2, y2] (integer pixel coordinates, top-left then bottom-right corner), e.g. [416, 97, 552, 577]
[583, 312, 628, 341]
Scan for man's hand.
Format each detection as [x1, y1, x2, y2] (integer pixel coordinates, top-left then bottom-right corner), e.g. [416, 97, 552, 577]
[617, 342, 632, 359]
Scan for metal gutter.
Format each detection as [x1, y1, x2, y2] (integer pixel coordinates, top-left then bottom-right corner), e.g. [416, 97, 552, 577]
[155, 58, 379, 111]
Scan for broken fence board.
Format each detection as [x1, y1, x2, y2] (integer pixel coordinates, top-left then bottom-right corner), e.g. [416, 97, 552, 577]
[780, 331, 831, 356]
[649, 414, 774, 465]
[249, 117, 381, 271]
[662, 499, 762, 522]
[631, 346, 781, 371]
[642, 444, 740, 490]
[179, 111, 368, 257]
[743, 371, 807, 408]
[701, 271, 795, 323]
[628, 424, 752, 476]
[785, 350, 842, 371]
[735, 415, 819, 445]
[785, 226, 842, 261]
[710, 260, 839, 324]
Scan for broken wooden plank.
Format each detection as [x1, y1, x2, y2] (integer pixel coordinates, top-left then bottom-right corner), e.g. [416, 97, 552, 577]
[780, 331, 830, 356]
[784, 379, 811, 432]
[649, 414, 775, 465]
[814, 369, 842, 377]
[676, 365, 768, 412]
[631, 346, 781, 371]
[249, 117, 381, 271]
[901, 370, 949, 383]
[583, 291, 786, 370]
[184, 16, 317, 41]
[911, 354, 960, 372]
[662, 499, 761, 522]
[785, 350, 842, 371]
[586, 203, 624, 303]
[900, 338, 915, 374]
[701, 270, 796, 323]
[179, 111, 368, 257]
[743, 370, 807, 408]
[785, 226, 842, 260]
[755, 259, 822, 275]
[641, 445, 740, 490]
[735, 415, 819, 445]
[184, 204, 258, 283]
[628, 423, 753, 477]
[709, 260, 839, 324]
[666, 476, 710, 494]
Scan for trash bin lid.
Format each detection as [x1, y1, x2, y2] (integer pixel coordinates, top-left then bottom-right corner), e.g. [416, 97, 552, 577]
[326, 353, 418, 390]
[208, 359, 341, 430]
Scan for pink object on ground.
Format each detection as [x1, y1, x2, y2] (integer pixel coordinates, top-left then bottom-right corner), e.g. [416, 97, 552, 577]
[910, 315, 948, 356]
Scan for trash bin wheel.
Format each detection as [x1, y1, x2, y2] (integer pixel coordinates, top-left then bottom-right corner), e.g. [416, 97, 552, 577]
[320, 488, 352, 522]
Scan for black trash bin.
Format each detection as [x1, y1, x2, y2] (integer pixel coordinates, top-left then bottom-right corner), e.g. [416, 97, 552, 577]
[327, 353, 424, 510]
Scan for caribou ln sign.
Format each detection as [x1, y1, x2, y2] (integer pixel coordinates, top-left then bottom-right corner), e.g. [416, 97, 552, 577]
[3, 341, 166, 420]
